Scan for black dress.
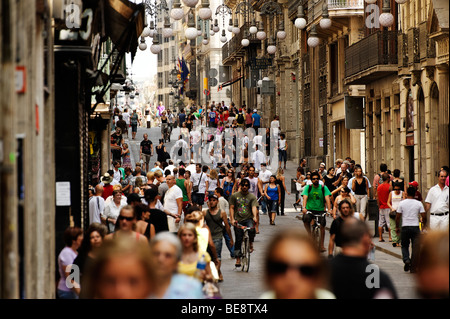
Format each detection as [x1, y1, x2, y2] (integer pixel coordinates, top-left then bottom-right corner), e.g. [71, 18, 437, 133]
[276, 178, 286, 216]
[156, 145, 166, 163]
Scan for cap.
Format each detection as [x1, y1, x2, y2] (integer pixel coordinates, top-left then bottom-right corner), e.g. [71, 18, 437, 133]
[320, 162, 326, 168]
[208, 194, 218, 200]
[409, 181, 419, 188]
[239, 108, 242, 112]
[101, 173, 113, 185]
[253, 109, 257, 113]
[190, 159, 196, 164]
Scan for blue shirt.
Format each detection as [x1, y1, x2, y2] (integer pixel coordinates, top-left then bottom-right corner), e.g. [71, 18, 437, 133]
[179, 113, 186, 125]
[252, 113, 261, 126]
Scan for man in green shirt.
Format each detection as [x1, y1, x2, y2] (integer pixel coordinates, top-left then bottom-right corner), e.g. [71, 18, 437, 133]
[301, 171, 332, 252]
[229, 179, 258, 267]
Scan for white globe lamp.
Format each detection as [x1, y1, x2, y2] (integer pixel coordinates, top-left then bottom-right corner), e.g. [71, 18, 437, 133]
[199, 0, 212, 20]
[170, 0, 184, 20]
[307, 25, 319, 47]
[182, 0, 199, 8]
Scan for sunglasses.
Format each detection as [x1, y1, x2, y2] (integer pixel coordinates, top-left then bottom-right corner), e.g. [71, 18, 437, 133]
[267, 261, 320, 278]
[311, 178, 319, 181]
[118, 215, 134, 221]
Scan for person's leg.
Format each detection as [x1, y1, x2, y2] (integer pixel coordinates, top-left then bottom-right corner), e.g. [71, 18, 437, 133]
[355, 195, 362, 215]
[280, 191, 285, 215]
[223, 225, 234, 258]
[213, 238, 223, 280]
[390, 217, 399, 245]
[243, 219, 256, 252]
[303, 213, 312, 235]
[360, 195, 368, 220]
[378, 209, 385, 241]
[261, 197, 267, 215]
[319, 214, 327, 251]
[384, 210, 392, 241]
[233, 225, 244, 265]
[410, 227, 421, 272]
[401, 227, 411, 271]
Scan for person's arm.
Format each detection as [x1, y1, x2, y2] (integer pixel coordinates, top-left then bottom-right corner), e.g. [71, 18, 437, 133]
[387, 192, 394, 211]
[229, 202, 235, 226]
[264, 184, 270, 200]
[277, 185, 281, 205]
[282, 176, 290, 195]
[205, 180, 209, 194]
[332, 197, 338, 219]
[140, 145, 143, 158]
[222, 211, 234, 247]
[150, 143, 154, 156]
[395, 211, 402, 234]
[252, 203, 258, 224]
[325, 195, 332, 214]
[206, 227, 218, 263]
[349, 193, 357, 205]
[302, 195, 308, 214]
[352, 179, 356, 192]
[185, 180, 192, 203]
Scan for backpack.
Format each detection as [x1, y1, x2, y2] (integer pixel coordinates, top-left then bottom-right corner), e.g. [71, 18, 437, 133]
[237, 113, 245, 124]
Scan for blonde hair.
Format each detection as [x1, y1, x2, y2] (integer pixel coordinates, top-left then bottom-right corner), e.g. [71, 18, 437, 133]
[146, 171, 155, 181]
[185, 211, 203, 226]
[276, 167, 284, 179]
[112, 184, 122, 191]
[177, 222, 199, 252]
[123, 143, 128, 149]
[209, 169, 218, 180]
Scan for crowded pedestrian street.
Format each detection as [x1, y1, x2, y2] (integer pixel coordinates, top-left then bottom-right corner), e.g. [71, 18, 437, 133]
[0, 0, 448, 305]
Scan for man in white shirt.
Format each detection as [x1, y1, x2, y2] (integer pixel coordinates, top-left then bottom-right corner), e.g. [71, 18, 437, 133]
[163, 175, 183, 233]
[191, 164, 208, 207]
[270, 115, 280, 138]
[89, 185, 105, 224]
[425, 170, 449, 230]
[185, 159, 197, 175]
[165, 160, 176, 176]
[252, 145, 266, 171]
[258, 163, 272, 216]
[122, 108, 130, 136]
[215, 187, 235, 258]
[112, 161, 122, 184]
[396, 186, 427, 273]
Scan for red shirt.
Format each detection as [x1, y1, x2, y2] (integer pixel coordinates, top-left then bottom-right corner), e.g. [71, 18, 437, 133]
[377, 183, 391, 209]
[245, 113, 252, 125]
[102, 184, 114, 200]
[223, 111, 229, 122]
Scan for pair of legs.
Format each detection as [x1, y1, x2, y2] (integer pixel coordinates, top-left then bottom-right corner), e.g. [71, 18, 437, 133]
[278, 150, 287, 169]
[378, 209, 392, 242]
[212, 238, 224, 281]
[267, 199, 278, 225]
[141, 154, 151, 173]
[131, 125, 137, 139]
[354, 194, 368, 220]
[401, 226, 420, 272]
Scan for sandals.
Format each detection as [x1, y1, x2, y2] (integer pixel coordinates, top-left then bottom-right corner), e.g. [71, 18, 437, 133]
[235, 263, 241, 268]
[379, 239, 385, 242]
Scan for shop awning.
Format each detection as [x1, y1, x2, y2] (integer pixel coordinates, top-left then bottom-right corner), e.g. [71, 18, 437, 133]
[218, 76, 244, 91]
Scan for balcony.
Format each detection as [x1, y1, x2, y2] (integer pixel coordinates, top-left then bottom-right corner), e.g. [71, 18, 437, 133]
[222, 22, 260, 65]
[344, 31, 398, 85]
[328, 0, 364, 16]
[398, 24, 436, 70]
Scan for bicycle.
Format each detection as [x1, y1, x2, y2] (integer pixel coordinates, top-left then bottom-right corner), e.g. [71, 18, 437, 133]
[306, 211, 327, 250]
[235, 222, 255, 272]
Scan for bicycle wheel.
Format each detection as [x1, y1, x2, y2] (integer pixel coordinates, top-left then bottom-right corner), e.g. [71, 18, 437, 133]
[241, 237, 248, 272]
[313, 225, 320, 250]
[244, 237, 251, 272]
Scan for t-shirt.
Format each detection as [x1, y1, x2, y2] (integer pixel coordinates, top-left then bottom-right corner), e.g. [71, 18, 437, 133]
[245, 113, 253, 125]
[377, 183, 391, 209]
[130, 113, 139, 125]
[329, 217, 345, 248]
[178, 252, 212, 278]
[178, 113, 186, 126]
[148, 208, 170, 233]
[209, 111, 217, 123]
[246, 177, 259, 198]
[163, 185, 183, 232]
[89, 196, 105, 225]
[229, 192, 258, 223]
[301, 184, 332, 212]
[122, 112, 130, 125]
[140, 140, 153, 155]
[424, 184, 449, 214]
[397, 198, 425, 227]
[57, 247, 78, 292]
[192, 172, 207, 194]
[329, 255, 398, 299]
[206, 177, 218, 192]
[252, 113, 261, 126]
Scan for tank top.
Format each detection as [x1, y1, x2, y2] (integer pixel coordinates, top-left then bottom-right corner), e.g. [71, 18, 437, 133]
[204, 209, 224, 240]
[161, 117, 168, 123]
[223, 180, 234, 198]
[267, 184, 279, 201]
[391, 191, 403, 211]
[353, 177, 367, 195]
[176, 178, 189, 201]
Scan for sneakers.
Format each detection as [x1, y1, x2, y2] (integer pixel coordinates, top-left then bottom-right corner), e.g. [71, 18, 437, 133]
[404, 260, 411, 272]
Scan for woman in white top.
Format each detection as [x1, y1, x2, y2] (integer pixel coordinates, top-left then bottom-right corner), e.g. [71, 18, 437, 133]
[205, 168, 219, 198]
[388, 183, 404, 247]
[102, 190, 126, 233]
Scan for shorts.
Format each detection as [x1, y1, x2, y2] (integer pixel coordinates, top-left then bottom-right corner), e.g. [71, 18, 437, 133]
[378, 208, 391, 228]
[267, 199, 279, 213]
[131, 124, 138, 132]
[278, 149, 287, 162]
[212, 238, 223, 260]
[302, 211, 326, 227]
[142, 153, 151, 164]
[192, 193, 205, 206]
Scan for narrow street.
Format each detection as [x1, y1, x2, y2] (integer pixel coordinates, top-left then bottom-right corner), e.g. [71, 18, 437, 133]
[127, 125, 419, 299]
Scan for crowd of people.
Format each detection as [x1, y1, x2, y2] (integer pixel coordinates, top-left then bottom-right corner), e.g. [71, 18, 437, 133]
[56, 102, 448, 300]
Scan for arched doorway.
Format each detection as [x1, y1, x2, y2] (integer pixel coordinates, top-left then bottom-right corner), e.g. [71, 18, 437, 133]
[417, 87, 427, 191]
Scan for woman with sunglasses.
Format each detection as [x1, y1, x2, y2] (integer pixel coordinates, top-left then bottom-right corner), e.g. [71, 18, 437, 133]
[221, 169, 237, 201]
[104, 206, 148, 243]
[261, 229, 335, 299]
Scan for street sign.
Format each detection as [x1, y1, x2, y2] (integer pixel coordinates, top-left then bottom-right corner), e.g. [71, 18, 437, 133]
[249, 58, 272, 70]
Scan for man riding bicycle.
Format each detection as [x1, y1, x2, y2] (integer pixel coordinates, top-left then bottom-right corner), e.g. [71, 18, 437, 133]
[229, 179, 258, 268]
[301, 171, 332, 252]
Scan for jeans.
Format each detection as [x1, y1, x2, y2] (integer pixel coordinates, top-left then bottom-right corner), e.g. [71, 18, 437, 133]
[212, 238, 223, 260]
[223, 225, 235, 258]
[401, 226, 421, 269]
[57, 289, 78, 299]
[267, 199, 279, 213]
[260, 197, 268, 214]
[354, 194, 368, 218]
[233, 219, 255, 258]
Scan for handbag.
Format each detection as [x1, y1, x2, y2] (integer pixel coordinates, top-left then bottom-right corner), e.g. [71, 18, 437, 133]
[193, 172, 203, 193]
[389, 210, 397, 218]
